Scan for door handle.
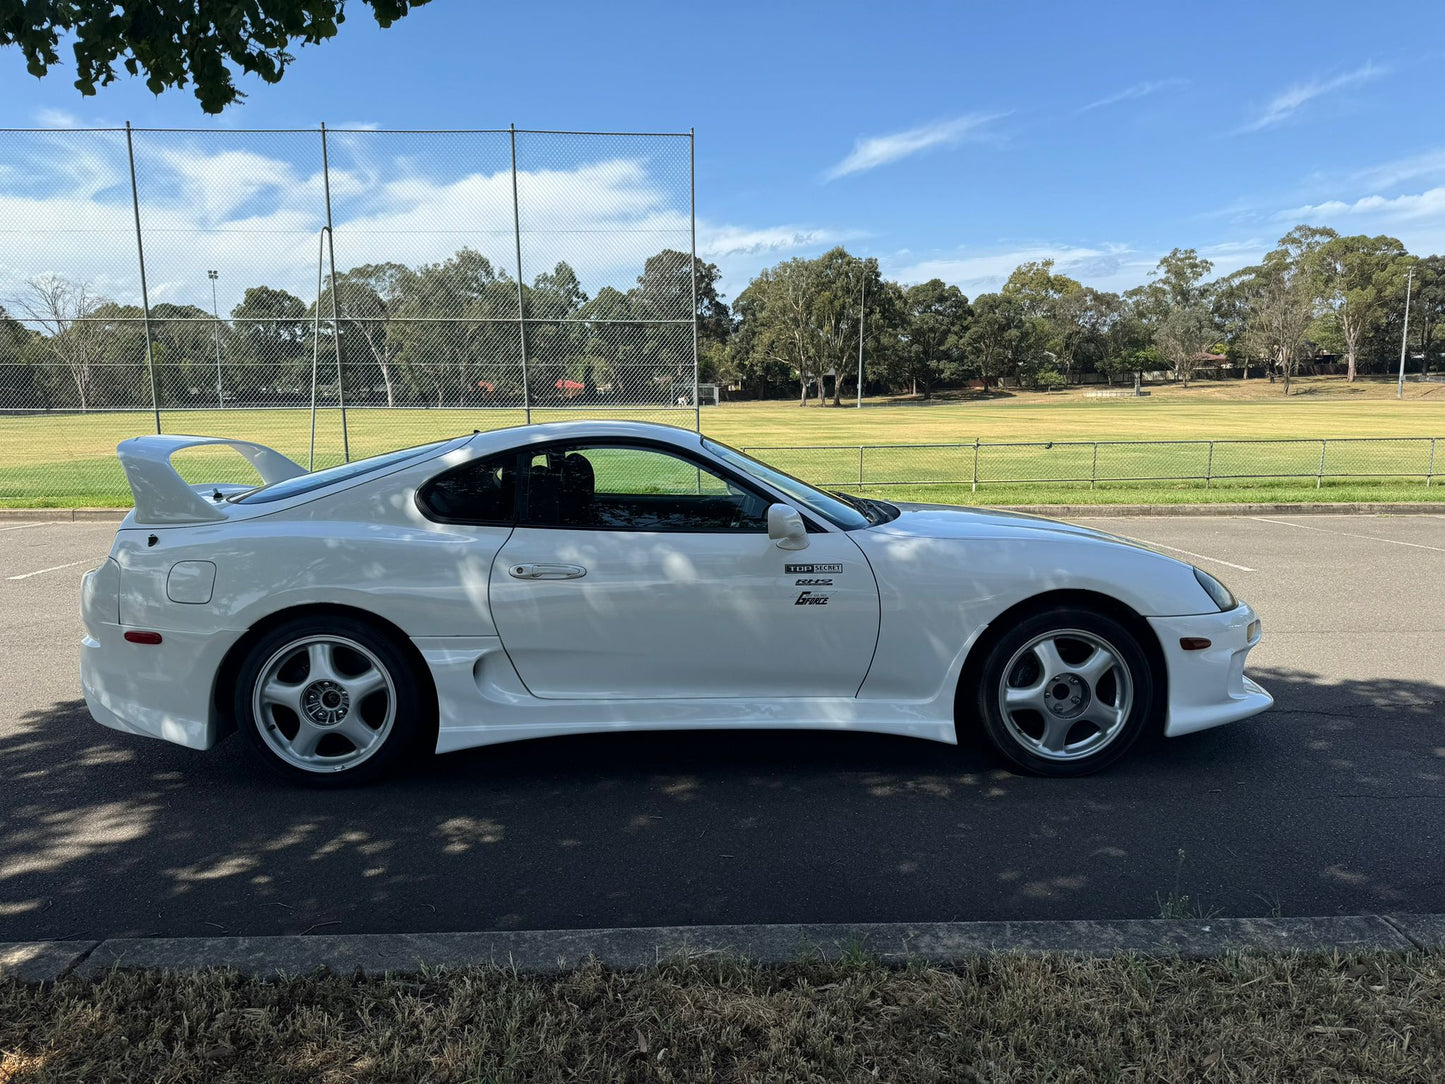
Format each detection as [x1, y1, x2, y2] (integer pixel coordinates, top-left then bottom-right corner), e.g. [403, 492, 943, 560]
[509, 563, 587, 580]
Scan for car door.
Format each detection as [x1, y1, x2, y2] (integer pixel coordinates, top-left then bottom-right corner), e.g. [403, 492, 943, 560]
[488, 440, 880, 700]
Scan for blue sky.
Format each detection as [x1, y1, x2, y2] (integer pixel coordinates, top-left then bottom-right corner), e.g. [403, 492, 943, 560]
[3, 0, 1444, 306]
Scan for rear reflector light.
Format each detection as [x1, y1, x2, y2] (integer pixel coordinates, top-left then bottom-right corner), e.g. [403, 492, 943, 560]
[1179, 637, 1212, 651]
[124, 630, 163, 645]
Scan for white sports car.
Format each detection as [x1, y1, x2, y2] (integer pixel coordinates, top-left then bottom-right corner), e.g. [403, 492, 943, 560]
[80, 421, 1271, 784]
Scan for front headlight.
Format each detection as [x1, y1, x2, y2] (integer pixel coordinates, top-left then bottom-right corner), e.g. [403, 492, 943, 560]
[1193, 566, 1236, 612]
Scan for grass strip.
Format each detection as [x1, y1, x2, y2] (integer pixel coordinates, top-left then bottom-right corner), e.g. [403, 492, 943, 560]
[2, 951, 1442, 1082]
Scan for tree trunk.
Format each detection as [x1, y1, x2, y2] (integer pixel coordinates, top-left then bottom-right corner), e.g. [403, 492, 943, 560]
[798, 377, 808, 406]
[380, 362, 395, 408]
[815, 373, 824, 405]
[1346, 344, 1358, 382]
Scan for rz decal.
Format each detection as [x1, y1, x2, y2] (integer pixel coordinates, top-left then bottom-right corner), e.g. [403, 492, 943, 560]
[785, 563, 843, 575]
[795, 590, 830, 606]
[794, 577, 833, 586]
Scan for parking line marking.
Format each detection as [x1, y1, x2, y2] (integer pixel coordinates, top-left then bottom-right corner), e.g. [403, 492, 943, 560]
[6, 558, 93, 581]
[0, 523, 41, 532]
[1253, 516, 1445, 554]
[1113, 535, 1257, 573]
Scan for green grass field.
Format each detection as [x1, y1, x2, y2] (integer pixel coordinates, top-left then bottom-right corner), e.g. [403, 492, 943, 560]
[3, 376, 1443, 507]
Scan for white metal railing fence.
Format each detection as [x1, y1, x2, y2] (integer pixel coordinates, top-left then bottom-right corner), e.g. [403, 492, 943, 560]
[740, 437, 1441, 491]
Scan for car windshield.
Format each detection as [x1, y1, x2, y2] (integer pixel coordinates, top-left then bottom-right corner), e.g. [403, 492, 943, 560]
[702, 438, 873, 530]
[231, 438, 461, 504]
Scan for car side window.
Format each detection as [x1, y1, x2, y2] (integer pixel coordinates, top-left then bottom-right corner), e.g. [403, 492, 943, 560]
[521, 444, 769, 532]
[417, 452, 518, 523]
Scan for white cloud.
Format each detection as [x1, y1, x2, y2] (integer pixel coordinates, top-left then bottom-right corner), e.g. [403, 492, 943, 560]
[0, 135, 831, 311]
[32, 107, 81, 128]
[1078, 78, 1188, 113]
[1347, 148, 1445, 190]
[1239, 62, 1386, 132]
[1276, 186, 1445, 223]
[888, 243, 1143, 294]
[825, 114, 1004, 180]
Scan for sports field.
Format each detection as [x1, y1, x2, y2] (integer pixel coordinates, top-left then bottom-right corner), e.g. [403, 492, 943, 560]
[3, 377, 1443, 507]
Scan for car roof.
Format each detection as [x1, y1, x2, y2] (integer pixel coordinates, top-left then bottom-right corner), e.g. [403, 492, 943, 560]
[464, 419, 708, 455]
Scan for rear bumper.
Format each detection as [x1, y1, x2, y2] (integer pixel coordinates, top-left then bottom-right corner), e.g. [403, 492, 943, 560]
[80, 623, 235, 751]
[1147, 602, 1272, 738]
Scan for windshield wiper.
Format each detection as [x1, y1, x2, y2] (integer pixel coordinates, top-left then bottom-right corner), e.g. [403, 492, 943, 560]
[830, 490, 881, 524]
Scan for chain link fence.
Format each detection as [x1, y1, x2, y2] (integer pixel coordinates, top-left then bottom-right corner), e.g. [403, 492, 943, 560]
[0, 124, 699, 496]
[741, 438, 1441, 492]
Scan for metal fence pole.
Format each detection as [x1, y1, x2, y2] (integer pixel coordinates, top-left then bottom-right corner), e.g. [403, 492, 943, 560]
[972, 440, 979, 493]
[320, 123, 348, 462]
[1317, 439, 1327, 489]
[308, 228, 329, 471]
[509, 124, 531, 425]
[124, 122, 161, 435]
[690, 128, 700, 433]
[1428, 437, 1437, 487]
[1090, 442, 1098, 490]
[1205, 441, 1214, 489]
[858, 445, 865, 487]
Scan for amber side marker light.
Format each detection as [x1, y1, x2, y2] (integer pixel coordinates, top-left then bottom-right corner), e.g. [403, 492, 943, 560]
[123, 631, 163, 645]
[1179, 637, 1212, 651]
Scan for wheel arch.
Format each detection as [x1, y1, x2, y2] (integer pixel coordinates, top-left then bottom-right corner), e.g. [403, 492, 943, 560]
[953, 588, 1168, 737]
[211, 603, 438, 743]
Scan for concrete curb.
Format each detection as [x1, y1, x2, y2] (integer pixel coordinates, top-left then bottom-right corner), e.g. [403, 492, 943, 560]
[4, 914, 1441, 982]
[2, 502, 1442, 523]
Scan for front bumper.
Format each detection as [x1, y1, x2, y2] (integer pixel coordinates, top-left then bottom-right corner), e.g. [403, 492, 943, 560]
[1147, 602, 1272, 738]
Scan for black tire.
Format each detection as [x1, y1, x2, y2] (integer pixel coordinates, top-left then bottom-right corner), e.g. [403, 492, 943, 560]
[234, 613, 432, 786]
[972, 606, 1155, 777]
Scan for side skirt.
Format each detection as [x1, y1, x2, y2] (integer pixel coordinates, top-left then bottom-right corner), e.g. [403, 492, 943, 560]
[414, 637, 958, 755]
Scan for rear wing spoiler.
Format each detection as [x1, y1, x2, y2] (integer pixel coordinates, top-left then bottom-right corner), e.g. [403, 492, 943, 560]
[116, 435, 307, 525]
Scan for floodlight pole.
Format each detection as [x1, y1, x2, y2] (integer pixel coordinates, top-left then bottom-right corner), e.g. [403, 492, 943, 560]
[207, 270, 223, 408]
[1398, 265, 1414, 399]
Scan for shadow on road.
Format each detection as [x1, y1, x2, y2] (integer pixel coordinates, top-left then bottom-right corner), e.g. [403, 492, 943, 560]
[1, 667, 1441, 942]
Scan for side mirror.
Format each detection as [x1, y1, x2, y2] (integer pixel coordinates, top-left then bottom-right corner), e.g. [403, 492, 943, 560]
[767, 503, 809, 550]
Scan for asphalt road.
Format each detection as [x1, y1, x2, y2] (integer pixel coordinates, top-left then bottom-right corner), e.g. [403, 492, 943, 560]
[1, 512, 1442, 942]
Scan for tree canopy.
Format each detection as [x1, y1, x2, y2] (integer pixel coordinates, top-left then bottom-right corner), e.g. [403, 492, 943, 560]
[0, 0, 430, 112]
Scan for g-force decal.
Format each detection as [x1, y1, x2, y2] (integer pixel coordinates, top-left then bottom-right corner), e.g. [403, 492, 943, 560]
[785, 563, 843, 575]
[795, 590, 830, 606]
[794, 577, 833, 586]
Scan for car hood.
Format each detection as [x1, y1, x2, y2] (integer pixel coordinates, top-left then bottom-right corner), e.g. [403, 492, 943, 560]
[865, 501, 1153, 551]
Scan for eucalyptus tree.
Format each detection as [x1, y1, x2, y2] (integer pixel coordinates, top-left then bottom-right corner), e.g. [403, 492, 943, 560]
[7, 275, 109, 410]
[318, 263, 415, 408]
[1313, 233, 1408, 381]
[230, 286, 309, 401]
[1239, 227, 1332, 395]
[900, 278, 971, 398]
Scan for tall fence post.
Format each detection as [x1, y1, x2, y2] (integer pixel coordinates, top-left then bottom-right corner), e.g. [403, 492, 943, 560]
[1205, 441, 1214, 489]
[124, 122, 161, 435]
[1428, 437, 1437, 488]
[1317, 439, 1327, 489]
[690, 128, 700, 434]
[1090, 442, 1098, 491]
[320, 123, 348, 462]
[971, 439, 979, 493]
[858, 445, 865, 488]
[309, 228, 330, 471]
[509, 124, 531, 425]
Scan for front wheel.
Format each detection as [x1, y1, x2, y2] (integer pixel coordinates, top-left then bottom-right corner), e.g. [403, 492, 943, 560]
[974, 607, 1155, 777]
[234, 615, 430, 786]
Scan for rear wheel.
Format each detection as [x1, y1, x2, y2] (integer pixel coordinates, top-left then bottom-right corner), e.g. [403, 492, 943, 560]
[974, 607, 1154, 777]
[235, 615, 429, 785]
